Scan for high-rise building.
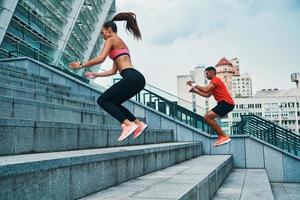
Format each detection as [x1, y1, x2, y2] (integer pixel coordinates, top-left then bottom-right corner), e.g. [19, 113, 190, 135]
[215, 57, 235, 94]
[0, 0, 116, 76]
[215, 57, 252, 97]
[231, 73, 252, 97]
[229, 57, 240, 76]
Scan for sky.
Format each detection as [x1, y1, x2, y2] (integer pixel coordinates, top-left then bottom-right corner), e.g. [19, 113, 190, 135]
[96, 0, 300, 95]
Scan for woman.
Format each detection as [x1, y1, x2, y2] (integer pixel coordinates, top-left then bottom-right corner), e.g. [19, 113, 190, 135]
[69, 12, 147, 141]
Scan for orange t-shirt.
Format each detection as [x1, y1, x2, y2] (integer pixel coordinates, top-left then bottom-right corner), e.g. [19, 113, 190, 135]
[210, 77, 234, 105]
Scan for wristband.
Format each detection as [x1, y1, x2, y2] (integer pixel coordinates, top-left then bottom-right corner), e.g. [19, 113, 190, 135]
[78, 60, 83, 68]
[191, 83, 197, 88]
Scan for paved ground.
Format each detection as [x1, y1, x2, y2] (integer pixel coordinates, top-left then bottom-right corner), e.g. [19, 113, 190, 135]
[213, 169, 274, 200]
[271, 183, 300, 200]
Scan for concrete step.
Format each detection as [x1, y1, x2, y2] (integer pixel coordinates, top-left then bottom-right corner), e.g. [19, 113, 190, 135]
[0, 63, 27, 74]
[0, 142, 202, 200]
[0, 65, 45, 80]
[0, 67, 51, 82]
[0, 83, 98, 110]
[0, 95, 119, 125]
[0, 78, 95, 101]
[0, 117, 174, 156]
[0, 68, 70, 90]
[0, 74, 70, 95]
[213, 169, 274, 200]
[80, 155, 232, 200]
[271, 183, 300, 200]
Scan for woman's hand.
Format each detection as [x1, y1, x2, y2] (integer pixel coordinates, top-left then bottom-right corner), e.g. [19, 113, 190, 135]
[85, 72, 98, 79]
[69, 61, 82, 70]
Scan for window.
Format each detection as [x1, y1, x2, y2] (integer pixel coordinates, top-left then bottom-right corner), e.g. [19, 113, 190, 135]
[288, 102, 295, 108]
[289, 111, 295, 117]
[256, 112, 262, 117]
[265, 103, 271, 109]
[265, 111, 272, 118]
[280, 103, 287, 108]
[272, 103, 278, 109]
[281, 111, 288, 117]
[255, 104, 262, 109]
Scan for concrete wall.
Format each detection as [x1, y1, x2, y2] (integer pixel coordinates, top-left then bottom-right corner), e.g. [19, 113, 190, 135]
[1, 57, 299, 183]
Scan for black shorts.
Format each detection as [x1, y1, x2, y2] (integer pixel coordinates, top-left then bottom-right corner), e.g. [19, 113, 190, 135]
[211, 101, 235, 118]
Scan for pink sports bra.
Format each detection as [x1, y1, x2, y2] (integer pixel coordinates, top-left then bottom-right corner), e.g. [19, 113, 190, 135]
[109, 48, 130, 61]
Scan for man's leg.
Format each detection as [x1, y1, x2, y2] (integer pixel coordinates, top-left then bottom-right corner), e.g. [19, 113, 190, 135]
[204, 111, 227, 137]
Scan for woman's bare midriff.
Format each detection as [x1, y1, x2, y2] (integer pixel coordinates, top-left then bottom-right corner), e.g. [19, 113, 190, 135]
[114, 55, 134, 73]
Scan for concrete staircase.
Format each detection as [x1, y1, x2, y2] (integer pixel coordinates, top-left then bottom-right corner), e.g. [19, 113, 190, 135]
[0, 62, 277, 200]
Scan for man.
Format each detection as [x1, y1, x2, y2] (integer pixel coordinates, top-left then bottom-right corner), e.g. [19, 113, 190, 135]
[187, 66, 235, 146]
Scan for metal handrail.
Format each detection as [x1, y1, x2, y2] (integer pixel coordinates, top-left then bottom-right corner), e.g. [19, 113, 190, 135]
[231, 114, 300, 156]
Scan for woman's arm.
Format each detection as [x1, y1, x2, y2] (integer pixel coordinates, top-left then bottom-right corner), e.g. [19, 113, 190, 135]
[96, 63, 118, 77]
[69, 38, 112, 69]
[85, 63, 118, 79]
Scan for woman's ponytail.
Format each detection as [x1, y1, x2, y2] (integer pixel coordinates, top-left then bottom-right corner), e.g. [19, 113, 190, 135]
[112, 12, 141, 40]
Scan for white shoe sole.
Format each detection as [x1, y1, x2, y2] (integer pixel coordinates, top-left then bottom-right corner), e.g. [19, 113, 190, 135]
[133, 124, 148, 139]
[213, 138, 231, 147]
[118, 124, 138, 141]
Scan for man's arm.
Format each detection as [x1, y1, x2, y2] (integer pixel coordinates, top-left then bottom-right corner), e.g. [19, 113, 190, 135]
[189, 88, 212, 97]
[194, 83, 215, 93]
[186, 81, 215, 93]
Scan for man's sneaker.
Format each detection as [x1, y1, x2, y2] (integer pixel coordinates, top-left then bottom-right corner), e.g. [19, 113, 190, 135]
[118, 123, 138, 141]
[133, 122, 148, 139]
[213, 136, 231, 147]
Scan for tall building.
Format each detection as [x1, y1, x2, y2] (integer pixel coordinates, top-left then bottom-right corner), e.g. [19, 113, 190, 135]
[215, 57, 235, 94]
[231, 73, 252, 97]
[215, 57, 252, 98]
[229, 57, 240, 76]
[0, 0, 116, 76]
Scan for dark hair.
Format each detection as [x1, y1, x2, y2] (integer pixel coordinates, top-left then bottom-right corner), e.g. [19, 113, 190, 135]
[103, 12, 141, 40]
[205, 66, 216, 74]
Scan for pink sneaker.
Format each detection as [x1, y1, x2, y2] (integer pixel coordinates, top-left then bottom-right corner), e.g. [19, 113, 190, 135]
[133, 122, 148, 139]
[118, 123, 138, 141]
[213, 136, 231, 147]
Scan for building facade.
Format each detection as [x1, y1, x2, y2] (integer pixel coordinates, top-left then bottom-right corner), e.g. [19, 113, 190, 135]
[231, 73, 252, 98]
[228, 88, 300, 134]
[0, 0, 116, 76]
[215, 57, 252, 98]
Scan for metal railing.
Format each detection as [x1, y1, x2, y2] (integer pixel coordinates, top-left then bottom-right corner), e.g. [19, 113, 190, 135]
[231, 114, 300, 156]
[134, 83, 211, 133]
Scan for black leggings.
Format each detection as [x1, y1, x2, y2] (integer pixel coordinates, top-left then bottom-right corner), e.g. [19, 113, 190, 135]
[97, 68, 146, 123]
